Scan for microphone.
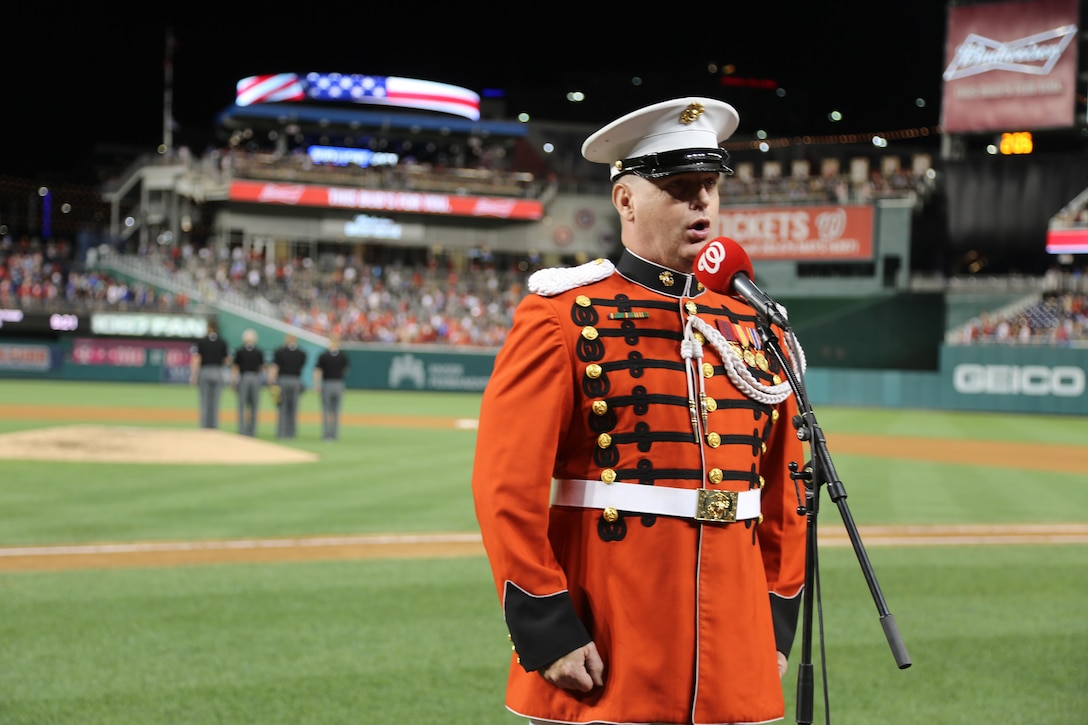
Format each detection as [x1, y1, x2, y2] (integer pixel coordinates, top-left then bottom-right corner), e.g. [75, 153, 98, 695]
[694, 237, 790, 329]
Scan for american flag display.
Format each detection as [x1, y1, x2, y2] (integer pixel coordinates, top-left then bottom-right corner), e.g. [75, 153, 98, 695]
[234, 72, 480, 121]
[235, 73, 307, 107]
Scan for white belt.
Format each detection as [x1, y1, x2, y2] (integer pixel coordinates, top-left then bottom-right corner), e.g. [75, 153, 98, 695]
[553, 478, 761, 523]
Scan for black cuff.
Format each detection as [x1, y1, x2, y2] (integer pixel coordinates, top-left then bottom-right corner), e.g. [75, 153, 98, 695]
[504, 582, 591, 672]
[771, 591, 803, 658]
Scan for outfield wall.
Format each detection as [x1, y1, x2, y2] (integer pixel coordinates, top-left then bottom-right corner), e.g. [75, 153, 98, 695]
[1, 336, 1083, 416]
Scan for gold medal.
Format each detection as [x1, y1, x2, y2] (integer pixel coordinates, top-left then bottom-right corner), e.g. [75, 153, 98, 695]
[743, 348, 756, 367]
[756, 351, 769, 371]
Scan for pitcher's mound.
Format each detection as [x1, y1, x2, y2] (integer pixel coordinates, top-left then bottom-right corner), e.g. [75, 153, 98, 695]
[0, 425, 319, 465]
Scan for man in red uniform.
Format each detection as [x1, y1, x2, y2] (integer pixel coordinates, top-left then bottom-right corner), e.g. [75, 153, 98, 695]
[472, 97, 808, 724]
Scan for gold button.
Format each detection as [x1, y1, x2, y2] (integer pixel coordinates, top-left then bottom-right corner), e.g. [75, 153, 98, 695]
[773, 374, 782, 385]
[707, 432, 721, 447]
[772, 409, 780, 422]
[601, 468, 616, 483]
[581, 326, 599, 341]
[685, 301, 698, 314]
[575, 295, 591, 307]
[597, 433, 612, 449]
[591, 399, 608, 416]
[693, 331, 705, 344]
[603, 507, 619, 522]
[757, 514, 764, 524]
[586, 364, 602, 379]
[708, 468, 723, 484]
[761, 442, 767, 454]
[705, 397, 717, 412]
[702, 362, 714, 378]
[758, 475, 766, 488]
[696, 282, 705, 292]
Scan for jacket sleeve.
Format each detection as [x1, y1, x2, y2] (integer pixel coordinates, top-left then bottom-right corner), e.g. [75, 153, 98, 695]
[471, 294, 591, 672]
[755, 339, 808, 658]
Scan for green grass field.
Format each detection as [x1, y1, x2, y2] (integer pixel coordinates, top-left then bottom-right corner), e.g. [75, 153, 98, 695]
[1, 380, 1086, 724]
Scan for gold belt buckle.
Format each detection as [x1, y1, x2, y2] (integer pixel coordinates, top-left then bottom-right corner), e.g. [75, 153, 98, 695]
[696, 490, 738, 523]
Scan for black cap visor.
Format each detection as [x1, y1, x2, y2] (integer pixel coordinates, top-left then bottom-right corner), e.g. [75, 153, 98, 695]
[615, 148, 732, 179]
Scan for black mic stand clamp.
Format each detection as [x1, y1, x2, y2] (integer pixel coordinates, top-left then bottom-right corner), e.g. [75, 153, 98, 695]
[754, 317, 911, 725]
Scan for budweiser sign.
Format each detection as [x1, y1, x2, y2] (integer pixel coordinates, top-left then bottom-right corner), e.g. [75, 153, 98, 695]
[944, 25, 1077, 81]
[941, 0, 1078, 133]
[228, 180, 543, 220]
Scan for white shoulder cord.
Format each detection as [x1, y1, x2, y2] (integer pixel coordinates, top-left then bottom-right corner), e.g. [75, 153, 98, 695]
[686, 314, 806, 405]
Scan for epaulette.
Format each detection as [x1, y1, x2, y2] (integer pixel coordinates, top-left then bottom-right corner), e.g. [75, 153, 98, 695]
[528, 258, 615, 297]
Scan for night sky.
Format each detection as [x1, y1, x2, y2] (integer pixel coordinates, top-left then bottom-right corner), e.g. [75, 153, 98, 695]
[3, 2, 950, 182]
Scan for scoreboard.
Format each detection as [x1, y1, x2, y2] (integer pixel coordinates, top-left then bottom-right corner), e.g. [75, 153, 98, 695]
[0, 309, 84, 336]
[0, 309, 208, 339]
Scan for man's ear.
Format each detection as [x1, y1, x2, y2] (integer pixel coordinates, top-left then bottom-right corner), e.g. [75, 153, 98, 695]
[612, 180, 635, 222]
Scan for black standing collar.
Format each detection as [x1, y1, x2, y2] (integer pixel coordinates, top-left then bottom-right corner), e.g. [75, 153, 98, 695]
[615, 249, 707, 299]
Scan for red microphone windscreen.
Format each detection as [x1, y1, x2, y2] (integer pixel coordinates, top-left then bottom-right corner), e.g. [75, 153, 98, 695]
[694, 237, 754, 295]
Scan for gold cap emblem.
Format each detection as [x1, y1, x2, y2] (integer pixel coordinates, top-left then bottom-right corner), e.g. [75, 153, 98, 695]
[679, 102, 705, 125]
[659, 271, 674, 287]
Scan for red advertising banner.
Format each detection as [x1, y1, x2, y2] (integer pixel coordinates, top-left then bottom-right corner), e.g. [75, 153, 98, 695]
[71, 338, 193, 366]
[1046, 228, 1088, 254]
[228, 180, 544, 221]
[718, 205, 875, 261]
[941, 0, 1079, 133]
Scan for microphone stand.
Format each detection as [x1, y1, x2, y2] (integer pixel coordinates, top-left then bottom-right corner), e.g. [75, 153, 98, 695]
[755, 318, 911, 725]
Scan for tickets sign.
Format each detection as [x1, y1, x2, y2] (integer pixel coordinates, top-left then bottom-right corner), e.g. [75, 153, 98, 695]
[718, 204, 874, 261]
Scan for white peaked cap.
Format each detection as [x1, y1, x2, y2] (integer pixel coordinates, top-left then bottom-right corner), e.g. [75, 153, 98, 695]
[582, 97, 740, 179]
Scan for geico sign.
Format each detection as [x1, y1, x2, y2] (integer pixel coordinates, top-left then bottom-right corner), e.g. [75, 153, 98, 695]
[953, 364, 1085, 397]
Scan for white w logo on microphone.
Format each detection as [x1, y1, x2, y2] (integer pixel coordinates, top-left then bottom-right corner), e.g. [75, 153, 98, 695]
[697, 239, 727, 275]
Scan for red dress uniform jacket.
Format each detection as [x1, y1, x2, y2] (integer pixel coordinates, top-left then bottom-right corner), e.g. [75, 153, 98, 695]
[472, 251, 807, 724]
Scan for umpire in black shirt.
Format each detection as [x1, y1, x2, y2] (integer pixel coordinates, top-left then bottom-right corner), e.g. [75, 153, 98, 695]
[231, 328, 266, 437]
[270, 333, 307, 439]
[314, 333, 350, 441]
[190, 320, 231, 429]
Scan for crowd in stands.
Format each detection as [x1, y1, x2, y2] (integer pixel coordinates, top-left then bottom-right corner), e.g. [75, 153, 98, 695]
[4, 231, 1086, 349]
[0, 234, 188, 313]
[138, 143, 926, 209]
[954, 291, 1087, 347]
[151, 241, 533, 346]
